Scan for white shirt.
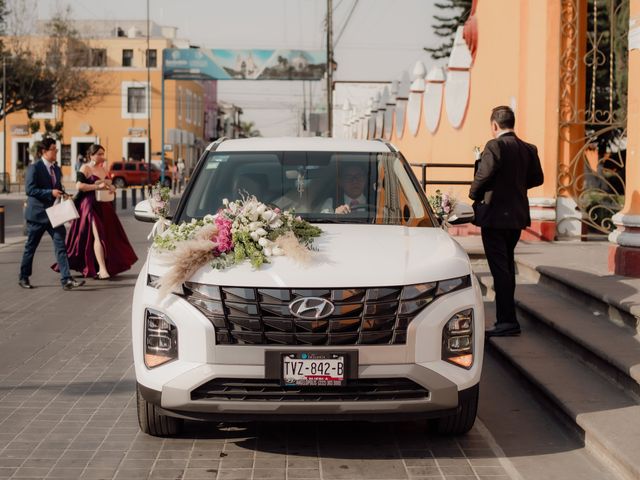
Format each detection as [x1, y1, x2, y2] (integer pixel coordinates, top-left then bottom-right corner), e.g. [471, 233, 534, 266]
[320, 193, 367, 213]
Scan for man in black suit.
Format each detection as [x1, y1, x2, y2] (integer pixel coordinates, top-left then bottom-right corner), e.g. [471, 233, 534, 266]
[469, 106, 544, 337]
[18, 138, 85, 291]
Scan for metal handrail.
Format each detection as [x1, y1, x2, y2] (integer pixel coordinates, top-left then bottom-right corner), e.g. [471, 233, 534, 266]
[409, 162, 474, 190]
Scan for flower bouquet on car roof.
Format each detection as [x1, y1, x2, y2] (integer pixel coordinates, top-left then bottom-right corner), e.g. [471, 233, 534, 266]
[152, 196, 322, 298]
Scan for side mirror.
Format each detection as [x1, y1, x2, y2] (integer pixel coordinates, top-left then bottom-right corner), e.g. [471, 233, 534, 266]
[134, 200, 158, 223]
[446, 202, 474, 225]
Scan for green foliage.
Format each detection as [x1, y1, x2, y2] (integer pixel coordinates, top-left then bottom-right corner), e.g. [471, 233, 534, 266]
[239, 121, 261, 138]
[0, 4, 106, 121]
[424, 0, 472, 60]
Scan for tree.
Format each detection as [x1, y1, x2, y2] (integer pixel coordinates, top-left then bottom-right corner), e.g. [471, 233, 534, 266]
[0, 3, 106, 122]
[423, 0, 472, 60]
[239, 121, 261, 138]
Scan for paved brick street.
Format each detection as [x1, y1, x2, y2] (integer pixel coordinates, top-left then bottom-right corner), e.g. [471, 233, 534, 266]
[0, 209, 620, 480]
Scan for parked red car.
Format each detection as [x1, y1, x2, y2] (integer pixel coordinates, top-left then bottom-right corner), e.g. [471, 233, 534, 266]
[107, 161, 173, 188]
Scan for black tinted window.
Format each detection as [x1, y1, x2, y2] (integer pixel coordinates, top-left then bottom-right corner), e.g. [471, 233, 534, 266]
[177, 151, 434, 227]
[111, 163, 122, 171]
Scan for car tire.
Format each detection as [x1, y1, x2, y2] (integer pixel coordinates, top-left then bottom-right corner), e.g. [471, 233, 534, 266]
[432, 384, 479, 435]
[136, 384, 183, 437]
[113, 177, 126, 189]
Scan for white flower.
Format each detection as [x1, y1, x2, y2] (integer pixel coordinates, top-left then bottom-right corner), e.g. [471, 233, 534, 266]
[250, 231, 260, 241]
[203, 214, 215, 222]
[249, 221, 262, 231]
[270, 219, 283, 229]
[258, 237, 271, 247]
[263, 247, 272, 256]
[222, 198, 229, 206]
[256, 204, 266, 214]
[272, 246, 284, 256]
[256, 228, 267, 237]
[261, 210, 275, 222]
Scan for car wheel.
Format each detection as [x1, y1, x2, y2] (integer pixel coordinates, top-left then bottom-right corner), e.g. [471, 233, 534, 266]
[136, 384, 182, 437]
[113, 177, 126, 189]
[432, 384, 478, 435]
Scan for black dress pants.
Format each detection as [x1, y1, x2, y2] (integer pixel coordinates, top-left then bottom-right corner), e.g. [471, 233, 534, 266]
[480, 227, 522, 325]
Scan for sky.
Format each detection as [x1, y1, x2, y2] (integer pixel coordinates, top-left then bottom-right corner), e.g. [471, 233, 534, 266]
[31, 0, 441, 136]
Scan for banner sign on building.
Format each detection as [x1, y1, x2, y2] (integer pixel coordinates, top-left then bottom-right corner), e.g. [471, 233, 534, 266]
[163, 49, 326, 80]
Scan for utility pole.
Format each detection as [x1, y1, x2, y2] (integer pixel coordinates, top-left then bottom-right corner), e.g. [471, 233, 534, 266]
[326, 0, 334, 137]
[147, 0, 154, 185]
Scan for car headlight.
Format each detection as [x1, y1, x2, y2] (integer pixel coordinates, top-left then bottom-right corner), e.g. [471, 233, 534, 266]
[442, 309, 474, 369]
[144, 309, 178, 368]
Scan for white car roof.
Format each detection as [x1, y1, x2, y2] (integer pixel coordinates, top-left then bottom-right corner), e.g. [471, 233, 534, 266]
[210, 137, 395, 153]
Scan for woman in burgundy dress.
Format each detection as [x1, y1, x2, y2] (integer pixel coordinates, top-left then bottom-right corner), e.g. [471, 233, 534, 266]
[60, 144, 137, 279]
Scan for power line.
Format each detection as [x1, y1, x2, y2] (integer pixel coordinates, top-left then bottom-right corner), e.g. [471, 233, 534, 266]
[334, 0, 359, 48]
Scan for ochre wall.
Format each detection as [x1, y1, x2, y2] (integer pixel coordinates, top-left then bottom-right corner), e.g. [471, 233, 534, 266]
[389, 0, 561, 203]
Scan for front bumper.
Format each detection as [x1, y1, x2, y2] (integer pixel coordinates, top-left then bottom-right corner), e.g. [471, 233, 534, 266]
[138, 362, 469, 421]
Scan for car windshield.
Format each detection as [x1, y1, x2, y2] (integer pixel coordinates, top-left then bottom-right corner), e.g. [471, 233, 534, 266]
[175, 150, 435, 227]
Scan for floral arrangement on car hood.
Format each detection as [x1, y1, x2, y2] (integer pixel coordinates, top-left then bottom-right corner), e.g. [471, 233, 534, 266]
[152, 196, 322, 298]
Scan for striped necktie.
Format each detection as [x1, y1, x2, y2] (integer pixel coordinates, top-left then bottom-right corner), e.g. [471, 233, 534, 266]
[49, 165, 57, 188]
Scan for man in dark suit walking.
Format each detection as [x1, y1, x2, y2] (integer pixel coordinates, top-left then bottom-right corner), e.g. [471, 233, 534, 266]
[469, 106, 544, 337]
[18, 138, 85, 291]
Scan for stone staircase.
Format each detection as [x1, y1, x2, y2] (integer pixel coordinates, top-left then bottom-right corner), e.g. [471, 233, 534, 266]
[468, 247, 640, 480]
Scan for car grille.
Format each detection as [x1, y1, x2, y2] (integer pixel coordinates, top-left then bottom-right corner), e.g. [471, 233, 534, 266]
[182, 278, 470, 346]
[191, 378, 428, 402]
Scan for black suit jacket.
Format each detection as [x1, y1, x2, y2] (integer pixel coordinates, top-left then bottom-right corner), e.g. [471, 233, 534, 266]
[24, 160, 63, 224]
[469, 132, 544, 229]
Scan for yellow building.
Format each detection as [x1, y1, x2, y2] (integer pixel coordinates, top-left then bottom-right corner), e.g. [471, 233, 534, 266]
[1, 21, 211, 183]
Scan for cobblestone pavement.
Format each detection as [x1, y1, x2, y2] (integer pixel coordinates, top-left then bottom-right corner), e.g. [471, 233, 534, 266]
[3, 211, 614, 480]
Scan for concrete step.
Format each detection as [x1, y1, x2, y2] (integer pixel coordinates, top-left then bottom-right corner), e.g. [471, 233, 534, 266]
[486, 307, 640, 480]
[474, 264, 640, 400]
[513, 256, 640, 333]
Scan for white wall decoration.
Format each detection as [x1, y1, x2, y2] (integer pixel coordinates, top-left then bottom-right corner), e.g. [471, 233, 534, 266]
[445, 27, 473, 128]
[395, 71, 410, 139]
[375, 92, 385, 138]
[423, 66, 445, 133]
[407, 61, 426, 136]
[366, 98, 376, 139]
[383, 85, 395, 140]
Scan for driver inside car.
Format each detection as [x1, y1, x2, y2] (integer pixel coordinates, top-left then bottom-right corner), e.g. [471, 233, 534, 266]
[320, 164, 368, 214]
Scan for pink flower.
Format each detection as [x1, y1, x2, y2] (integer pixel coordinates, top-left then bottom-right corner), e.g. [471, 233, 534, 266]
[274, 208, 281, 214]
[212, 215, 234, 255]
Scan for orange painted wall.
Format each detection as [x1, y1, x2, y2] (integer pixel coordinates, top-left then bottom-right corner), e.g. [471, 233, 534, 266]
[389, 0, 560, 203]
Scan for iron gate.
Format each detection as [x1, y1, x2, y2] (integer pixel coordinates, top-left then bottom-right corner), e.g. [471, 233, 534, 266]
[558, 0, 628, 237]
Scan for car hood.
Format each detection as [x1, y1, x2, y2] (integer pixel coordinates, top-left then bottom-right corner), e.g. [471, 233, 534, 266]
[147, 224, 471, 288]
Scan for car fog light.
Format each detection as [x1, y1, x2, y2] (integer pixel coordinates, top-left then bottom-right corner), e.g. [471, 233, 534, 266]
[144, 309, 178, 368]
[442, 309, 474, 369]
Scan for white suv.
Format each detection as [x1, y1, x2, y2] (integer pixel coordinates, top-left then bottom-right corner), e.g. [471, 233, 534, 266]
[133, 137, 483, 436]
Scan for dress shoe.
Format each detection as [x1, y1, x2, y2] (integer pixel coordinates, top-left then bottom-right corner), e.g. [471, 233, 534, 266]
[18, 278, 33, 289]
[62, 278, 85, 291]
[485, 322, 521, 337]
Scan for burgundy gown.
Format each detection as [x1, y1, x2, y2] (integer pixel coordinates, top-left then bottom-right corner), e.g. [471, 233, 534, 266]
[55, 173, 138, 278]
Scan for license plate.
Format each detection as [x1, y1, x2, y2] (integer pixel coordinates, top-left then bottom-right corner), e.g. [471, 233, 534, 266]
[282, 353, 345, 386]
